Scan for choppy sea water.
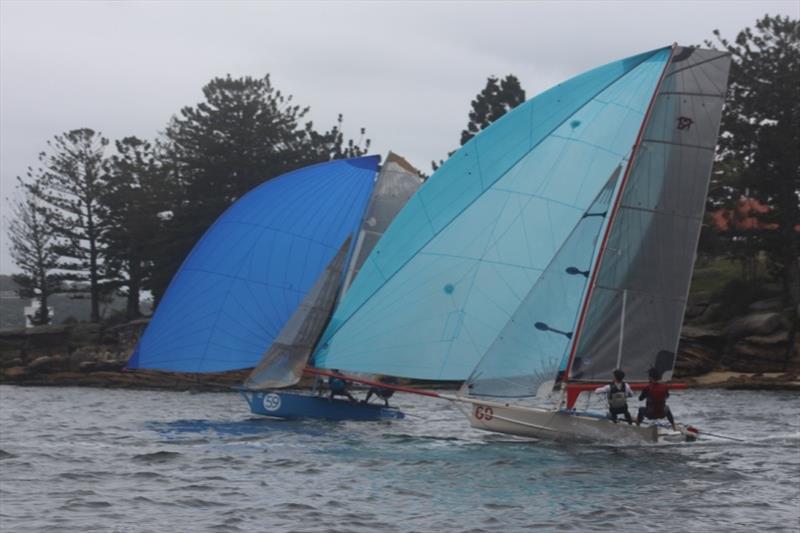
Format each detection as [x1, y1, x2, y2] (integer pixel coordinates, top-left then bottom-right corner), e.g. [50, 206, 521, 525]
[0, 385, 798, 532]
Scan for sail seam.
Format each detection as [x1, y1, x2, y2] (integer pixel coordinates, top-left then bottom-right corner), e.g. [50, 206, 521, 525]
[641, 139, 716, 151]
[658, 91, 725, 98]
[618, 204, 705, 220]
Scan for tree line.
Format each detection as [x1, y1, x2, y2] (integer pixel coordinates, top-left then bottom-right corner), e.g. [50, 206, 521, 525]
[7, 75, 370, 325]
[7, 15, 797, 337]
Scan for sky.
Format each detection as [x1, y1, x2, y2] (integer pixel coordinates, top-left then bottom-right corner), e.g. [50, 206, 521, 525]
[1, 0, 797, 274]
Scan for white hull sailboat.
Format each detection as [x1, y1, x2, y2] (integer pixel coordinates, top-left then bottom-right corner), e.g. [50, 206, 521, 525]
[312, 45, 732, 444]
[458, 397, 694, 443]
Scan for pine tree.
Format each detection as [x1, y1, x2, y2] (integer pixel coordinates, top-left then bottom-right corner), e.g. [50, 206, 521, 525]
[708, 15, 799, 367]
[149, 74, 369, 302]
[433, 75, 526, 170]
[38, 129, 110, 322]
[6, 177, 61, 326]
[709, 15, 799, 307]
[100, 137, 169, 318]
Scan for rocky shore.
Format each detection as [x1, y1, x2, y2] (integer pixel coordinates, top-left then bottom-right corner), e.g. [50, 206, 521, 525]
[1, 297, 798, 392]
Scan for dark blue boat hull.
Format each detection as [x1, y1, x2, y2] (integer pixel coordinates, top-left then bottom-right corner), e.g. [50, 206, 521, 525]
[240, 390, 405, 421]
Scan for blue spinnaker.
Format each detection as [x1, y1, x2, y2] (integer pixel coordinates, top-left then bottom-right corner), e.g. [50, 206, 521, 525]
[128, 156, 379, 372]
[315, 48, 671, 380]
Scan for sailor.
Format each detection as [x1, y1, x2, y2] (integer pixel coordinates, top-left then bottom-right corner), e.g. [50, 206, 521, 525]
[593, 369, 633, 424]
[328, 370, 357, 402]
[636, 367, 677, 431]
[363, 375, 398, 407]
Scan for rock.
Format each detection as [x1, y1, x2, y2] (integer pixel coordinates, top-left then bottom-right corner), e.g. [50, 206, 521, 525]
[744, 331, 790, 346]
[78, 361, 97, 373]
[94, 360, 125, 372]
[3, 366, 28, 379]
[1, 357, 23, 369]
[748, 297, 785, 312]
[28, 356, 55, 373]
[724, 340, 790, 373]
[675, 341, 719, 377]
[27, 355, 68, 374]
[725, 312, 784, 339]
[684, 303, 709, 320]
[681, 325, 724, 341]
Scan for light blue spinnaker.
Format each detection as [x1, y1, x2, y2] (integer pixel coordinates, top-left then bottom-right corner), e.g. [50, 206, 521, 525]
[128, 156, 379, 373]
[314, 48, 671, 380]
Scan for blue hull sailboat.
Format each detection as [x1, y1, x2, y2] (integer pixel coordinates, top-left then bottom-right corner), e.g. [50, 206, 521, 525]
[314, 45, 732, 442]
[128, 154, 420, 421]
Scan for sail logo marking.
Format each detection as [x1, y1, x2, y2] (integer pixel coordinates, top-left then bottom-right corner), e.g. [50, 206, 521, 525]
[262, 393, 282, 412]
[676, 116, 694, 130]
[474, 405, 494, 421]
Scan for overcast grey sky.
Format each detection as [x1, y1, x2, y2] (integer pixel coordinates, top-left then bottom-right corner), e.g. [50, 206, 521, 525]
[1, 0, 797, 274]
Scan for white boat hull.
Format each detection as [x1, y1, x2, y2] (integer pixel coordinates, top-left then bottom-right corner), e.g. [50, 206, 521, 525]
[465, 399, 694, 444]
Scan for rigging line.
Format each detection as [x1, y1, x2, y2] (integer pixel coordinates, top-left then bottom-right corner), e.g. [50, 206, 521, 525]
[564, 47, 676, 383]
[324, 49, 666, 339]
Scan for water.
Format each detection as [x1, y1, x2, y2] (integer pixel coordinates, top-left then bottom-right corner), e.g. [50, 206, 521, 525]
[1, 386, 798, 532]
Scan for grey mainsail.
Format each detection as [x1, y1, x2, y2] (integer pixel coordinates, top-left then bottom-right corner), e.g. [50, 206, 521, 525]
[340, 152, 423, 297]
[568, 47, 732, 383]
[244, 238, 351, 389]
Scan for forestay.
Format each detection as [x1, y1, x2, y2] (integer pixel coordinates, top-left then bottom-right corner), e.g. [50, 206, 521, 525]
[315, 48, 672, 380]
[568, 47, 731, 383]
[127, 157, 378, 373]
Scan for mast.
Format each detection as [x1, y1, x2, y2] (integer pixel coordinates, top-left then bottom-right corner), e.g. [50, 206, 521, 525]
[562, 45, 676, 386]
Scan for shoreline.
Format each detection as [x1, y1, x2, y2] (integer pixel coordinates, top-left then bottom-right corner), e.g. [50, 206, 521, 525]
[2, 369, 798, 393]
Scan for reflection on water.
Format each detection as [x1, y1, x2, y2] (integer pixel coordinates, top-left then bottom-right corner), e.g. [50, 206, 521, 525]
[0, 386, 798, 532]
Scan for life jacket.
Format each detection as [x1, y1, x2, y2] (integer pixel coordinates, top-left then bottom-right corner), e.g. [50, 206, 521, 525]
[329, 377, 347, 393]
[608, 382, 628, 409]
[645, 382, 669, 418]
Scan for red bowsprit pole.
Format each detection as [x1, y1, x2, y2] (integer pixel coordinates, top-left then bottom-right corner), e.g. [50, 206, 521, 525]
[302, 367, 444, 399]
[564, 382, 688, 409]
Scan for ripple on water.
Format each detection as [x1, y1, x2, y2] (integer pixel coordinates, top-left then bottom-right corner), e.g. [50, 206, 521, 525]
[131, 450, 182, 463]
[0, 386, 797, 532]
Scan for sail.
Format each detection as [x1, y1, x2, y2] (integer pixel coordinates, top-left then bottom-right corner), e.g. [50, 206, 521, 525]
[244, 238, 351, 389]
[568, 47, 732, 383]
[340, 152, 423, 297]
[466, 169, 620, 397]
[127, 156, 379, 373]
[314, 48, 672, 380]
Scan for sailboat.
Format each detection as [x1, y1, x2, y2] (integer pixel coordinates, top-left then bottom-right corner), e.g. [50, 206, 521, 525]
[239, 153, 422, 420]
[128, 154, 421, 420]
[313, 45, 731, 443]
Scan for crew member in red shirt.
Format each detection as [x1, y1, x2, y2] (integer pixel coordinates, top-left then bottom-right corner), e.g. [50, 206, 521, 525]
[636, 367, 677, 431]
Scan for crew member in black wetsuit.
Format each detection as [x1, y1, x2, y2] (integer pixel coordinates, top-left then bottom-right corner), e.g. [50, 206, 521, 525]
[594, 369, 634, 424]
[328, 370, 357, 402]
[363, 376, 398, 407]
[636, 367, 677, 430]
